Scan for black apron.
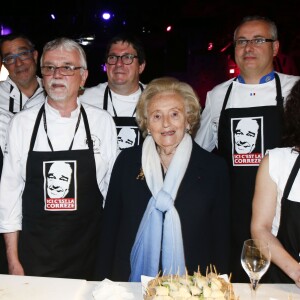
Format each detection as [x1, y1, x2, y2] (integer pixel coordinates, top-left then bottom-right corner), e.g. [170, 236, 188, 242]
[218, 73, 283, 282]
[268, 153, 300, 283]
[19, 104, 103, 280]
[103, 84, 144, 150]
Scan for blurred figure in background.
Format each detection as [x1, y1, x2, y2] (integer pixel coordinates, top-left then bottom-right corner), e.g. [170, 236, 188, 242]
[195, 15, 300, 282]
[0, 34, 45, 113]
[80, 32, 146, 152]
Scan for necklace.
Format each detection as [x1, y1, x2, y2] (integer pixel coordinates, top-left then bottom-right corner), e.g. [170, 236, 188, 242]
[160, 159, 168, 173]
[157, 147, 176, 174]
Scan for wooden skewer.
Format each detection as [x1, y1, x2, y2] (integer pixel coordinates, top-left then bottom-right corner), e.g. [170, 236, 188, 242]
[213, 265, 217, 275]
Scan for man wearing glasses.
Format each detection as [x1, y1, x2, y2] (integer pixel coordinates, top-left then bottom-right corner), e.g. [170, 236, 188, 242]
[195, 16, 300, 282]
[80, 33, 146, 152]
[0, 34, 45, 113]
[0, 37, 117, 279]
[0, 34, 46, 275]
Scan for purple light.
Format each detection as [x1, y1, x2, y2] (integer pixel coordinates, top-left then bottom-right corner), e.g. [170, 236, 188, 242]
[0, 25, 12, 35]
[51, 14, 56, 20]
[102, 12, 111, 20]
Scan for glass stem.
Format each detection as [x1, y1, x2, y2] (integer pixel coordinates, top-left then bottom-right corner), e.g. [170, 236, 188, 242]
[251, 278, 259, 291]
[250, 286, 256, 300]
[250, 278, 259, 299]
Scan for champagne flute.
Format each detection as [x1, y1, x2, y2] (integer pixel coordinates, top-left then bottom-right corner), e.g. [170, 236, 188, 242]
[241, 239, 271, 295]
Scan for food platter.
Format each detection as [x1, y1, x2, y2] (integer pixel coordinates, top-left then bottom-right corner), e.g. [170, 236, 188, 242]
[143, 269, 236, 300]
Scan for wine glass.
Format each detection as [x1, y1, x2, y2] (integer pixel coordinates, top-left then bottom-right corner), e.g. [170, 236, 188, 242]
[241, 239, 271, 295]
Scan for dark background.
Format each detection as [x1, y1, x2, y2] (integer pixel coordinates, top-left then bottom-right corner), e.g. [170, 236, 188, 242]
[1, 0, 300, 106]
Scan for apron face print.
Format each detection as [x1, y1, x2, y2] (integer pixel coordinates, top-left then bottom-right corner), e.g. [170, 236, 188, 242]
[117, 125, 141, 150]
[43, 160, 77, 211]
[231, 117, 264, 166]
[104, 85, 144, 151]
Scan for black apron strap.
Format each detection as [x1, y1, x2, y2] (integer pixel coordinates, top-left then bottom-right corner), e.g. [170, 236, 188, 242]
[282, 153, 300, 200]
[139, 83, 144, 92]
[68, 110, 82, 150]
[104, 84, 144, 117]
[274, 73, 283, 108]
[221, 78, 237, 112]
[79, 105, 93, 151]
[103, 86, 109, 111]
[29, 104, 45, 152]
[9, 85, 14, 114]
[19, 90, 22, 112]
[274, 73, 284, 134]
[42, 109, 54, 151]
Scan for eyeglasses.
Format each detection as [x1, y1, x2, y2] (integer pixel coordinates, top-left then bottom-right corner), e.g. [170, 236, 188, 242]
[41, 65, 84, 76]
[2, 49, 35, 65]
[234, 38, 275, 48]
[106, 54, 138, 65]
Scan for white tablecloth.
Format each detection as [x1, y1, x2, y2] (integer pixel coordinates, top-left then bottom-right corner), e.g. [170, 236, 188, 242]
[83, 282, 300, 300]
[83, 281, 300, 300]
[0, 275, 300, 299]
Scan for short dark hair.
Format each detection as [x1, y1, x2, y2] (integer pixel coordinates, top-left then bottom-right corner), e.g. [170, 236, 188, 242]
[0, 33, 35, 57]
[105, 32, 146, 65]
[282, 79, 300, 149]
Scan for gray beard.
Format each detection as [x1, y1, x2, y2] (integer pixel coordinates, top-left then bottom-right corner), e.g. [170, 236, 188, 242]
[47, 92, 67, 102]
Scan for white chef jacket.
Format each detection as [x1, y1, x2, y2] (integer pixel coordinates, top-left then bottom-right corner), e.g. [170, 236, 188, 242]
[0, 76, 45, 112]
[195, 72, 300, 151]
[268, 147, 300, 236]
[79, 82, 146, 116]
[0, 99, 118, 233]
[0, 108, 13, 152]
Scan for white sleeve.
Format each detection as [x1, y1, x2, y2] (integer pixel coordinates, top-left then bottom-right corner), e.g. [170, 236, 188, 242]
[79, 83, 106, 108]
[0, 117, 25, 233]
[194, 92, 217, 151]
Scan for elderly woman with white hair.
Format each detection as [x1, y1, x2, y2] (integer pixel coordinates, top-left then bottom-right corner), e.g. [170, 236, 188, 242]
[96, 77, 230, 281]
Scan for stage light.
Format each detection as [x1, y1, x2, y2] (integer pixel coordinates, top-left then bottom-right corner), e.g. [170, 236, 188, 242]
[76, 35, 95, 46]
[102, 12, 111, 20]
[208, 42, 213, 51]
[0, 25, 12, 35]
[166, 25, 172, 32]
[51, 14, 56, 20]
[220, 42, 232, 53]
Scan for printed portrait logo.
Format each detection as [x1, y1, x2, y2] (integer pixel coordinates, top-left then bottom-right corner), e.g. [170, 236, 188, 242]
[85, 134, 101, 154]
[231, 117, 264, 166]
[117, 126, 140, 150]
[43, 161, 77, 211]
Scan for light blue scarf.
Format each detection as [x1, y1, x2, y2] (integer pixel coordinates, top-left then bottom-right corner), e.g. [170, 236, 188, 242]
[129, 133, 192, 282]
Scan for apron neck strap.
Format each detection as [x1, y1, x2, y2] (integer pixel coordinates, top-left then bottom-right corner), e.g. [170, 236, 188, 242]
[282, 152, 300, 200]
[29, 104, 84, 152]
[104, 84, 144, 117]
